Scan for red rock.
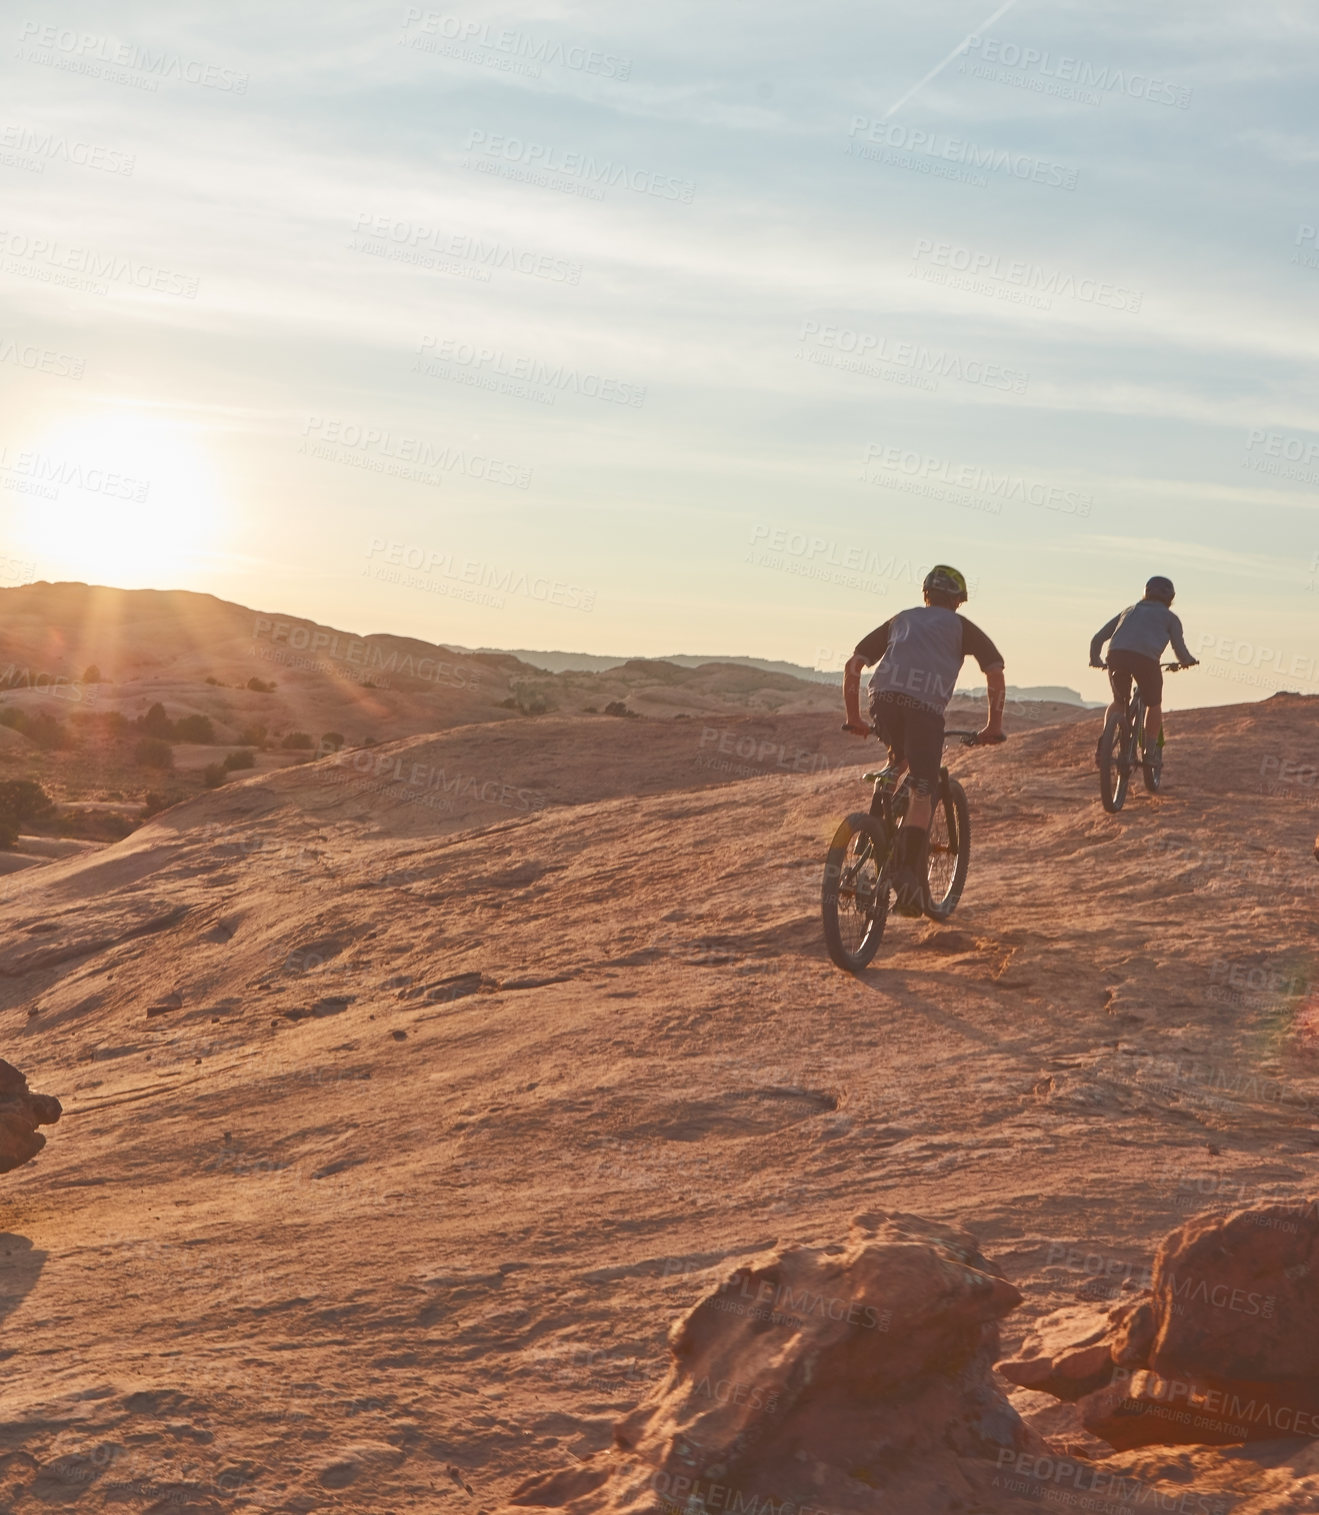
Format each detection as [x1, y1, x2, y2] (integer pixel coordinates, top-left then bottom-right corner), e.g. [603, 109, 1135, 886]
[0, 1058, 62, 1174]
[505, 1212, 1049, 1515]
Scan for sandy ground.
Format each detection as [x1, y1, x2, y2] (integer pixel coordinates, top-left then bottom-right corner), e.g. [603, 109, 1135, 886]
[1, 695, 1317, 1513]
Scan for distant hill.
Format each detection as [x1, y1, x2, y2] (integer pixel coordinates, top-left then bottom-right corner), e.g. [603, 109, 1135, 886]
[452, 647, 842, 683]
[457, 647, 1095, 707]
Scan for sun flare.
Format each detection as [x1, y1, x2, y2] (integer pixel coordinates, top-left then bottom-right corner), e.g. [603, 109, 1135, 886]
[6, 408, 224, 589]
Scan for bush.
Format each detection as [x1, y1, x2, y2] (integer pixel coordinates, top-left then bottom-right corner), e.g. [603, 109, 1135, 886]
[173, 713, 216, 744]
[223, 749, 256, 771]
[0, 708, 70, 749]
[510, 683, 553, 716]
[320, 731, 344, 752]
[205, 676, 223, 686]
[237, 724, 268, 748]
[280, 731, 314, 750]
[0, 779, 56, 849]
[141, 791, 170, 818]
[604, 701, 636, 718]
[202, 763, 226, 788]
[140, 701, 172, 737]
[134, 737, 174, 769]
[82, 664, 102, 684]
[246, 677, 276, 694]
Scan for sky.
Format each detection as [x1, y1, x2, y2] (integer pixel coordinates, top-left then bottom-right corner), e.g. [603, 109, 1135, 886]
[1, 1, 1317, 709]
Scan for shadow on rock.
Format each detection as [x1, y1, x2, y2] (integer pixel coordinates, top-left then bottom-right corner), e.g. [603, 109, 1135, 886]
[0, 1234, 47, 1330]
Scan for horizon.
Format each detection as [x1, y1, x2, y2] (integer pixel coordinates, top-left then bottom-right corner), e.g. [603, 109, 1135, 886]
[3, 4, 1318, 717]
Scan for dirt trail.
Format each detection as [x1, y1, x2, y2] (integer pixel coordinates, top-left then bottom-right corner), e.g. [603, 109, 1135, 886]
[0, 696, 1316, 1512]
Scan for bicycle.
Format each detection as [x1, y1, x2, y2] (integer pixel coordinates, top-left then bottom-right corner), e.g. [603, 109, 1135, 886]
[1095, 661, 1190, 813]
[821, 729, 1001, 973]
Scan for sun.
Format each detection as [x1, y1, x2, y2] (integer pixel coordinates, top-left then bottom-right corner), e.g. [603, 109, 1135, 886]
[6, 407, 224, 589]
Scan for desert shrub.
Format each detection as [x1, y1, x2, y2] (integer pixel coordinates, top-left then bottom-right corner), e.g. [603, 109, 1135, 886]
[134, 737, 174, 769]
[0, 779, 56, 849]
[321, 731, 344, 752]
[603, 701, 636, 718]
[82, 664, 102, 684]
[223, 749, 256, 771]
[141, 791, 170, 818]
[246, 677, 276, 694]
[204, 676, 222, 686]
[510, 683, 553, 716]
[0, 708, 70, 749]
[237, 724, 268, 748]
[173, 713, 216, 744]
[202, 763, 226, 788]
[280, 731, 314, 750]
[139, 702, 173, 738]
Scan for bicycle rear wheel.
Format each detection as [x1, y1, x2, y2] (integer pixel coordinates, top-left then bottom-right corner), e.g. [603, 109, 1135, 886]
[1141, 720, 1164, 793]
[1098, 711, 1130, 813]
[822, 812, 890, 972]
[925, 777, 970, 921]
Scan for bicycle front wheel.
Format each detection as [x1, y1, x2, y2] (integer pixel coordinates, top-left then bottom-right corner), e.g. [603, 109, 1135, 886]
[1098, 712, 1129, 813]
[822, 812, 890, 972]
[926, 778, 971, 921]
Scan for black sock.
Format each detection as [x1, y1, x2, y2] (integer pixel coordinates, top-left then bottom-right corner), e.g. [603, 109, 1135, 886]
[896, 825, 928, 871]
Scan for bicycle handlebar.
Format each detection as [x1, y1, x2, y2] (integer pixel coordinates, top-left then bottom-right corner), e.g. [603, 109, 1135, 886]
[1093, 659, 1199, 672]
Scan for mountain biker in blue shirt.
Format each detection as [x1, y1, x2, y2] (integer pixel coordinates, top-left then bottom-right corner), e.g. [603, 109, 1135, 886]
[1089, 576, 1198, 772]
[843, 564, 1006, 916]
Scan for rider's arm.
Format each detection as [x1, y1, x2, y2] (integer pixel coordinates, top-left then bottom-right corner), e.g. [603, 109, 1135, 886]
[985, 666, 1007, 737]
[1168, 612, 1197, 665]
[1089, 614, 1119, 666]
[843, 623, 891, 733]
[843, 655, 868, 731]
[960, 619, 1006, 739]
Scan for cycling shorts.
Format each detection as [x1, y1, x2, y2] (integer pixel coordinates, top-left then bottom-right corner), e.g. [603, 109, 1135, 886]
[1107, 649, 1162, 707]
[869, 690, 943, 795]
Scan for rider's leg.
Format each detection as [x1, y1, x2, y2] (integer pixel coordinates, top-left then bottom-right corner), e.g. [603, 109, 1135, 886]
[1144, 702, 1162, 757]
[903, 792, 933, 830]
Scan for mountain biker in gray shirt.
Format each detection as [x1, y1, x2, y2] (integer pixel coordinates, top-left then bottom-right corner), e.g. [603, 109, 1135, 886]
[1089, 576, 1198, 771]
[843, 564, 1006, 916]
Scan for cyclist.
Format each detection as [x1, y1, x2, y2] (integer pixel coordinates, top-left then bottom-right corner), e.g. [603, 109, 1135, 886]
[1089, 576, 1198, 775]
[842, 565, 1006, 916]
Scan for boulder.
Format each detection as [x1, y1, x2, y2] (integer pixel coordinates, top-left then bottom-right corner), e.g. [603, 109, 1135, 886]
[506, 1212, 1048, 1515]
[998, 1203, 1319, 1449]
[0, 1059, 62, 1174]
